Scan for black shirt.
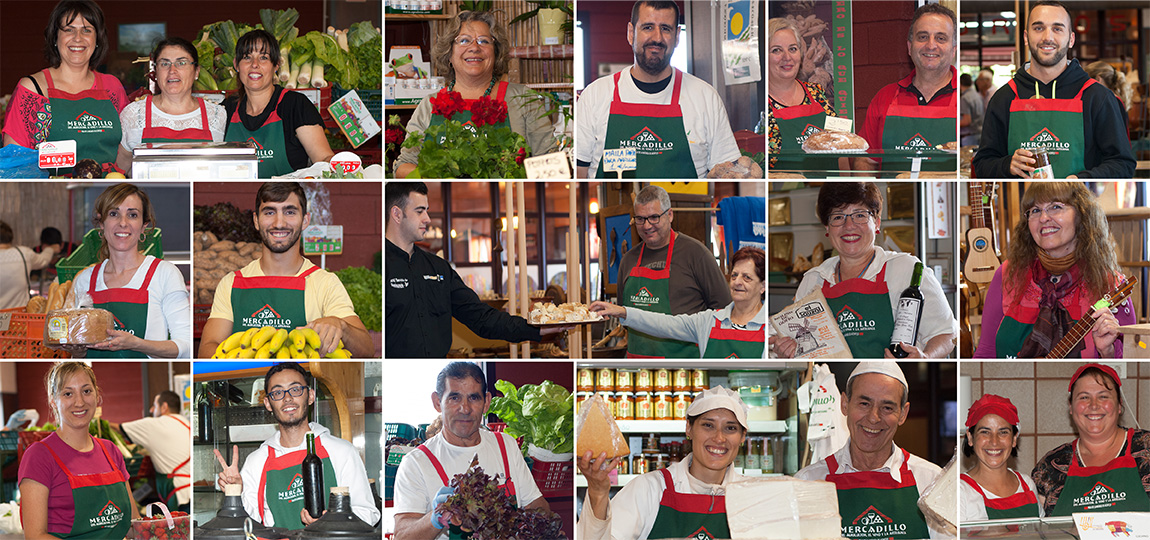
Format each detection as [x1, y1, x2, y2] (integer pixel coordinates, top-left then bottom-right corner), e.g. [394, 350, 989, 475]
[223, 85, 325, 171]
[385, 239, 541, 358]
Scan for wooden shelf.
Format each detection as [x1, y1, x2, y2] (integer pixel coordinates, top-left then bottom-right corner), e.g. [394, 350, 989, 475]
[386, 13, 451, 20]
[385, 104, 421, 110]
[510, 45, 574, 59]
[525, 83, 574, 90]
[616, 420, 788, 434]
[576, 471, 785, 487]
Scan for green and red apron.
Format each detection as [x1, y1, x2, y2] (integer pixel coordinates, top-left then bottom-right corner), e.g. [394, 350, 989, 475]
[1006, 78, 1096, 178]
[647, 467, 729, 540]
[256, 435, 339, 529]
[960, 471, 1040, 519]
[770, 83, 834, 172]
[417, 434, 518, 540]
[702, 319, 764, 358]
[596, 69, 696, 179]
[1050, 428, 1150, 516]
[623, 231, 699, 358]
[43, 69, 123, 174]
[879, 88, 956, 171]
[229, 266, 319, 332]
[428, 81, 511, 142]
[155, 414, 191, 509]
[87, 257, 160, 359]
[822, 263, 896, 359]
[225, 88, 293, 177]
[35, 434, 131, 539]
[141, 95, 213, 143]
[825, 449, 930, 540]
[995, 262, 1096, 358]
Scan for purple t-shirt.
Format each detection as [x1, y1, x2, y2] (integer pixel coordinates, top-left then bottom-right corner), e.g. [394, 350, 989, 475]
[18, 432, 129, 535]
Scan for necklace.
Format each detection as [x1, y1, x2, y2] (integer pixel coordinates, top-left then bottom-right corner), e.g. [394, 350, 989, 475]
[836, 250, 877, 284]
[449, 75, 498, 96]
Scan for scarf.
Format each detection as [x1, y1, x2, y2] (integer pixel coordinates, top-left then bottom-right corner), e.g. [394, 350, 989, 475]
[1017, 265, 1084, 358]
[1038, 249, 1077, 275]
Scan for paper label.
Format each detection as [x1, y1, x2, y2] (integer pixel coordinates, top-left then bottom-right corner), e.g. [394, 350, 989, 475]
[603, 148, 637, 172]
[890, 297, 922, 344]
[1074, 512, 1150, 540]
[330, 151, 362, 174]
[38, 140, 77, 169]
[524, 151, 571, 179]
[0, 312, 9, 332]
[47, 316, 68, 340]
[303, 225, 343, 255]
[824, 116, 853, 133]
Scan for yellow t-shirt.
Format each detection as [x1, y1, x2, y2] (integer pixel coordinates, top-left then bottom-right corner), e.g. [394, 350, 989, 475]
[208, 258, 357, 325]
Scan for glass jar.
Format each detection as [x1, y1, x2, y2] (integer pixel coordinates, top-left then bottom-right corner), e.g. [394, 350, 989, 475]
[575, 392, 593, 411]
[673, 392, 691, 420]
[577, 368, 595, 392]
[654, 369, 672, 392]
[643, 433, 660, 454]
[635, 369, 653, 392]
[635, 392, 654, 420]
[654, 392, 674, 420]
[745, 438, 761, 471]
[616, 391, 635, 420]
[615, 370, 634, 392]
[596, 391, 615, 417]
[691, 369, 709, 391]
[673, 369, 690, 392]
[617, 456, 629, 475]
[596, 368, 615, 391]
[653, 453, 670, 470]
[634, 454, 649, 475]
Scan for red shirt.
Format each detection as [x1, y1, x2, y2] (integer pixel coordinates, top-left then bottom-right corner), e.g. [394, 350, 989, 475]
[859, 66, 958, 151]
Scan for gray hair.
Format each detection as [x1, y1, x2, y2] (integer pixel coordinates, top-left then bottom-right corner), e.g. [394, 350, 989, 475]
[845, 373, 910, 407]
[635, 185, 671, 213]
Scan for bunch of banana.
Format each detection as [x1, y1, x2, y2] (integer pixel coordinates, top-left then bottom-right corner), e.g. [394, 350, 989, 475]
[212, 326, 353, 359]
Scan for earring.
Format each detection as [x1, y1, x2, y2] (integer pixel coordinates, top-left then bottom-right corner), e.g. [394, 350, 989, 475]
[824, 233, 829, 237]
[139, 232, 146, 242]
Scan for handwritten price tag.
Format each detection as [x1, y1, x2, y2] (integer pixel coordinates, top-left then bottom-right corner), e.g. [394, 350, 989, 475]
[38, 140, 76, 169]
[524, 152, 571, 179]
[824, 116, 853, 133]
[603, 148, 637, 173]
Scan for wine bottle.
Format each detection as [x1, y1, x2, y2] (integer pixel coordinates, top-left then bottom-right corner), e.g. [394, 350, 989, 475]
[889, 262, 925, 358]
[302, 432, 324, 519]
[197, 382, 212, 443]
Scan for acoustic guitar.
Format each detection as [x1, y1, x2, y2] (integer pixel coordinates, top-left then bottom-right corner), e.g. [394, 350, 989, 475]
[964, 182, 1000, 283]
[1045, 275, 1138, 359]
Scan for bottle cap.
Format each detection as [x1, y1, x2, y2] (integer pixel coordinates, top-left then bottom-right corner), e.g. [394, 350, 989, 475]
[224, 484, 242, 496]
[331, 486, 350, 495]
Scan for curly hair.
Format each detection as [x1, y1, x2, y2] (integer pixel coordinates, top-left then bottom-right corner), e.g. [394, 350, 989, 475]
[1085, 61, 1132, 111]
[816, 182, 883, 226]
[432, 11, 510, 84]
[1004, 182, 1122, 299]
[92, 183, 157, 263]
[768, 18, 805, 62]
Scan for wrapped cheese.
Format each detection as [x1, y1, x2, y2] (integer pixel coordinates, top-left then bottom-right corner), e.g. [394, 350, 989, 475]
[726, 476, 843, 539]
[576, 394, 629, 459]
[917, 450, 958, 537]
[43, 308, 114, 348]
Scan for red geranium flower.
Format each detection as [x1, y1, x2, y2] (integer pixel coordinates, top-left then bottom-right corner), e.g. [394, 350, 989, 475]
[385, 127, 406, 146]
[515, 147, 526, 165]
[470, 95, 509, 127]
[430, 89, 466, 120]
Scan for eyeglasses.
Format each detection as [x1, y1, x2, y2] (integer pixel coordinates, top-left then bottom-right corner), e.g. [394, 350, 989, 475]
[268, 385, 309, 401]
[157, 59, 193, 69]
[455, 36, 494, 48]
[1025, 203, 1068, 221]
[632, 209, 670, 226]
[60, 26, 95, 37]
[827, 211, 874, 227]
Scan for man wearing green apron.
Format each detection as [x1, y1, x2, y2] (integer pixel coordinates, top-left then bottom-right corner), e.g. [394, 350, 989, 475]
[856, 4, 958, 174]
[213, 363, 380, 529]
[972, 2, 1135, 179]
[198, 182, 374, 359]
[796, 362, 942, 539]
[575, 1, 741, 178]
[114, 391, 192, 512]
[392, 362, 548, 540]
[618, 186, 731, 358]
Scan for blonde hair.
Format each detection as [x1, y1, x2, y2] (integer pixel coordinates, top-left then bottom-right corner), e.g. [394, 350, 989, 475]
[45, 362, 101, 423]
[1004, 182, 1122, 299]
[92, 183, 156, 263]
[1084, 61, 1132, 111]
[768, 18, 805, 61]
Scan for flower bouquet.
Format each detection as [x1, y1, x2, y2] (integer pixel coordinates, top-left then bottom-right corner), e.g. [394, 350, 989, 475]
[402, 88, 529, 178]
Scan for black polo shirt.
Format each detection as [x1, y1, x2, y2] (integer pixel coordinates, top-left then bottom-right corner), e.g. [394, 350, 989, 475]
[386, 239, 541, 358]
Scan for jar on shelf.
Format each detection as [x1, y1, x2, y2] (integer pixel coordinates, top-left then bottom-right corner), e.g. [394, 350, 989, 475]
[634, 454, 649, 475]
[653, 392, 674, 420]
[673, 368, 690, 392]
[635, 369, 653, 392]
[654, 369, 672, 392]
[652, 453, 670, 470]
[635, 392, 654, 420]
[643, 433, 660, 454]
[691, 369, 709, 391]
[616, 391, 635, 420]
[672, 392, 691, 420]
[615, 370, 634, 392]
[745, 438, 761, 471]
[596, 391, 615, 417]
[596, 368, 615, 391]
[576, 392, 593, 411]
[617, 456, 629, 475]
[763, 436, 775, 473]
[577, 368, 595, 392]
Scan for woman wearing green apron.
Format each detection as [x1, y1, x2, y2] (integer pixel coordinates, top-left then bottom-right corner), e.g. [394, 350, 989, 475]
[771, 183, 958, 359]
[590, 247, 766, 358]
[18, 362, 138, 539]
[768, 17, 841, 174]
[224, 30, 334, 178]
[578, 386, 749, 539]
[1034, 364, 1150, 516]
[71, 183, 191, 358]
[1, 1, 127, 175]
[960, 395, 1042, 521]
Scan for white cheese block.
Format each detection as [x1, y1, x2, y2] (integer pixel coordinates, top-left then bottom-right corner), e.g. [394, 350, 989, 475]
[726, 476, 843, 539]
[917, 455, 958, 536]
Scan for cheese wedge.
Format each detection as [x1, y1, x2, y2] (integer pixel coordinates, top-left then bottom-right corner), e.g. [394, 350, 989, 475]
[576, 394, 629, 459]
[918, 454, 958, 537]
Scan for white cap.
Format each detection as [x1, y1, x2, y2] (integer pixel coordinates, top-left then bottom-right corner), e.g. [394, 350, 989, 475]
[847, 361, 908, 393]
[686, 386, 749, 430]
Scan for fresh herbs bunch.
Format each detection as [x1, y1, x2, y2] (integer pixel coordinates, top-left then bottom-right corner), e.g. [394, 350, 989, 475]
[441, 465, 566, 539]
[401, 89, 528, 179]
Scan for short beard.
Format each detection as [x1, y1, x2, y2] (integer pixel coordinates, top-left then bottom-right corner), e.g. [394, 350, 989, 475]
[1029, 43, 1067, 68]
[262, 228, 300, 253]
[634, 44, 671, 76]
[276, 407, 308, 429]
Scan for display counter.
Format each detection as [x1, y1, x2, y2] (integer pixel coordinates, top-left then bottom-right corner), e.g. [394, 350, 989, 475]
[961, 517, 1078, 539]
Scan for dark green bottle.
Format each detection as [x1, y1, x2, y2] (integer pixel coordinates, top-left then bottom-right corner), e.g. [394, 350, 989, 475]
[889, 262, 924, 358]
[302, 432, 324, 518]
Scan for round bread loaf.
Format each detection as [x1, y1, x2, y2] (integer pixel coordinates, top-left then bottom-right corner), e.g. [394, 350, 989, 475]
[802, 130, 868, 153]
[43, 308, 114, 347]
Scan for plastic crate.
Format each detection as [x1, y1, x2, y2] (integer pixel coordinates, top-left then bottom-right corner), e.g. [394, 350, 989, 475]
[386, 423, 417, 441]
[530, 458, 573, 496]
[332, 84, 382, 123]
[193, 304, 211, 339]
[0, 308, 69, 359]
[0, 431, 16, 451]
[384, 462, 398, 507]
[56, 228, 164, 284]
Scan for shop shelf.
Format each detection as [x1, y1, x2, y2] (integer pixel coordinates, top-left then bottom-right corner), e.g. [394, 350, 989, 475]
[615, 419, 787, 433]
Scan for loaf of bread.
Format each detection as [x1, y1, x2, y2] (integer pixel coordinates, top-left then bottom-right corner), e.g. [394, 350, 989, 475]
[26, 296, 48, 314]
[43, 308, 114, 348]
[936, 141, 959, 151]
[802, 130, 868, 153]
[576, 394, 629, 459]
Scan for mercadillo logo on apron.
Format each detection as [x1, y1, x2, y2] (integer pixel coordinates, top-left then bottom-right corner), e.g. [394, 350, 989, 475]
[246, 137, 276, 161]
[91, 500, 124, 528]
[895, 133, 932, 151]
[623, 127, 674, 155]
[278, 473, 304, 502]
[835, 305, 877, 335]
[1022, 128, 1071, 152]
[110, 314, 132, 334]
[1075, 482, 1127, 510]
[846, 506, 908, 538]
[69, 111, 114, 133]
[796, 124, 822, 145]
[629, 286, 661, 306]
[244, 303, 293, 328]
[689, 526, 714, 540]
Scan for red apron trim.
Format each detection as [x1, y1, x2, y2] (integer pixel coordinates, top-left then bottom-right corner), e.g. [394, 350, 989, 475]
[231, 87, 288, 125]
[706, 318, 765, 342]
[656, 467, 727, 514]
[825, 449, 917, 490]
[143, 95, 213, 141]
[40, 434, 127, 489]
[44, 68, 109, 102]
[164, 415, 192, 502]
[257, 435, 332, 523]
[88, 257, 161, 306]
[821, 263, 890, 298]
[1069, 428, 1136, 477]
[627, 231, 677, 281]
[772, 83, 826, 121]
[1008, 78, 1095, 113]
[417, 434, 517, 498]
[885, 97, 957, 119]
[608, 69, 684, 119]
[960, 471, 1037, 511]
[233, 265, 320, 291]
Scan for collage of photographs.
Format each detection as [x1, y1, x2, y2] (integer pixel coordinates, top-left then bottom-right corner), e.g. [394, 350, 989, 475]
[0, 0, 1147, 539]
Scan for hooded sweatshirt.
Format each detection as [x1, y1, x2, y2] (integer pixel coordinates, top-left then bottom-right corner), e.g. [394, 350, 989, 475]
[972, 59, 1134, 179]
[235, 422, 381, 528]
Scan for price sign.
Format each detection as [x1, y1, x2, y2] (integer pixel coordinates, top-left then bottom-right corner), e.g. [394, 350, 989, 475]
[38, 140, 76, 169]
[524, 151, 571, 179]
[303, 225, 343, 255]
[603, 148, 637, 172]
[330, 151, 362, 175]
[0, 312, 10, 332]
[824, 116, 853, 133]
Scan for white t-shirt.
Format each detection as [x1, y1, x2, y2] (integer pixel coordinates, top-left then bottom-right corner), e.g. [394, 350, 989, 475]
[576, 66, 741, 178]
[0, 245, 54, 310]
[393, 430, 543, 540]
[120, 414, 192, 505]
[959, 469, 1043, 521]
[118, 97, 226, 150]
[72, 255, 192, 358]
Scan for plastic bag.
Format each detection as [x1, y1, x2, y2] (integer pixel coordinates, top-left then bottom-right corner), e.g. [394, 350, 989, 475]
[0, 145, 48, 179]
[575, 394, 629, 459]
[917, 447, 959, 537]
[43, 308, 114, 349]
[800, 363, 849, 464]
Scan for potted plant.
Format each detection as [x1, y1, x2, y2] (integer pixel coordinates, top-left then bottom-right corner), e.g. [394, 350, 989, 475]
[509, 0, 573, 45]
[400, 88, 530, 178]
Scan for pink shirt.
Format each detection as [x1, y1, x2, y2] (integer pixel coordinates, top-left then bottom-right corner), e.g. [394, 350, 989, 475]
[1, 72, 128, 149]
[18, 432, 129, 535]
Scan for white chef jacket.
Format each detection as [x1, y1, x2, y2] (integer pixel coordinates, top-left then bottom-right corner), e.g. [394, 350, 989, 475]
[959, 469, 1043, 521]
